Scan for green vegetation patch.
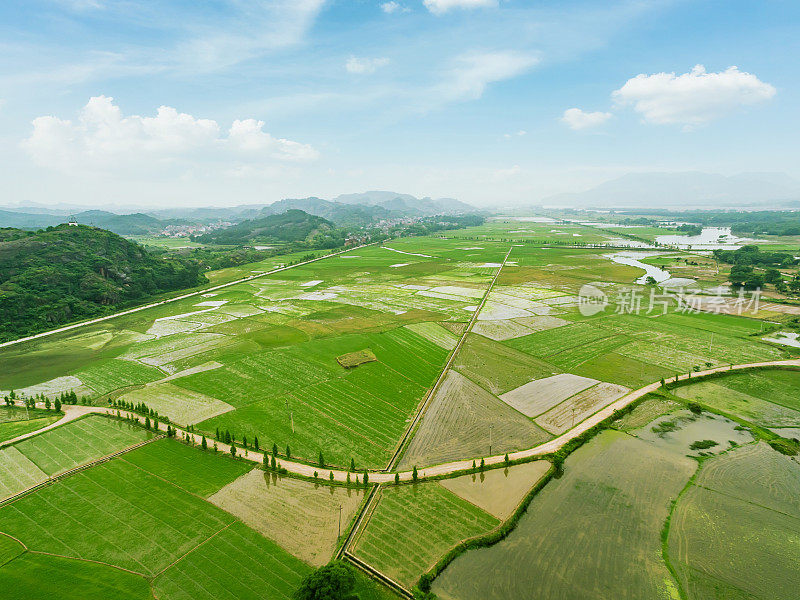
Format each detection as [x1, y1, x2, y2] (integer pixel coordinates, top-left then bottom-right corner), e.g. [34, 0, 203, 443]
[75, 359, 165, 396]
[0, 415, 61, 444]
[0, 447, 48, 500]
[453, 333, 557, 395]
[353, 482, 499, 587]
[14, 415, 152, 476]
[0, 534, 24, 567]
[0, 553, 152, 600]
[0, 459, 235, 576]
[673, 377, 800, 428]
[152, 521, 310, 600]
[121, 438, 252, 498]
[336, 348, 378, 369]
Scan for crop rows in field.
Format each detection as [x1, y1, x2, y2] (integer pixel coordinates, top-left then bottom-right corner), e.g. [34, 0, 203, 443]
[433, 430, 696, 600]
[209, 469, 364, 566]
[117, 383, 234, 426]
[353, 482, 499, 587]
[75, 359, 165, 396]
[398, 371, 551, 469]
[499, 373, 598, 418]
[0, 447, 47, 500]
[152, 521, 310, 600]
[668, 443, 800, 600]
[535, 382, 630, 435]
[0, 415, 62, 444]
[453, 334, 557, 395]
[14, 416, 152, 476]
[674, 373, 800, 428]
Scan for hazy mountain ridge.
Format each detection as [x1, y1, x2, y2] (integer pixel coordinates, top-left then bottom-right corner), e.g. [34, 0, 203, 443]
[543, 172, 800, 208]
[0, 191, 476, 233]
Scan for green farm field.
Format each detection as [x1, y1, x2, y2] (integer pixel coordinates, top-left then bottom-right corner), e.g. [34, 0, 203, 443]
[432, 430, 696, 600]
[0, 239, 513, 468]
[668, 442, 800, 600]
[353, 481, 500, 587]
[0, 435, 318, 600]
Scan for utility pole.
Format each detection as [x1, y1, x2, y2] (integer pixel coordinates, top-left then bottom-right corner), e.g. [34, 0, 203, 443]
[489, 424, 493, 456]
[338, 504, 342, 539]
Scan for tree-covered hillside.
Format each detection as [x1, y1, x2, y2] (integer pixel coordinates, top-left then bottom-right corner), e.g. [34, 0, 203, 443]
[193, 209, 344, 248]
[0, 225, 207, 341]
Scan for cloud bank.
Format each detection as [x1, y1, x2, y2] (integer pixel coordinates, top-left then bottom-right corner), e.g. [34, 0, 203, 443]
[22, 96, 318, 175]
[613, 65, 776, 126]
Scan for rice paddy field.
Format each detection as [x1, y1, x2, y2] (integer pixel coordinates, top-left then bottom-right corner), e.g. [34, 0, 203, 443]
[2, 223, 799, 599]
[433, 430, 696, 600]
[352, 482, 500, 587]
[668, 442, 800, 600]
[0, 435, 319, 600]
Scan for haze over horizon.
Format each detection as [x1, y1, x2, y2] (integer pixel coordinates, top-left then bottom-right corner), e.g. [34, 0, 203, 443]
[1, 0, 798, 208]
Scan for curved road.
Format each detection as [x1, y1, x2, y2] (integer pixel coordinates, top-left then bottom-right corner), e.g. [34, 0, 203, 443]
[9, 359, 799, 483]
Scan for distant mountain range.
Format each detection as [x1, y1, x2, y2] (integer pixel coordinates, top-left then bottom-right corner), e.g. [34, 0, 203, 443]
[542, 172, 800, 208]
[0, 191, 477, 234]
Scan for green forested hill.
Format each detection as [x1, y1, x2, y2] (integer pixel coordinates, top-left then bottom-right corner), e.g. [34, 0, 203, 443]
[194, 209, 344, 247]
[0, 224, 207, 341]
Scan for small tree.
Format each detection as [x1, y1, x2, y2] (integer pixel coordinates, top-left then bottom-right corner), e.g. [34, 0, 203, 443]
[271, 455, 277, 470]
[273, 442, 278, 457]
[314, 471, 318, 479]
[254, 436, 259, 452]
[318, 451, 325, 468]
[329, 471, 334, 481]
[45, 398, 51, 410]
[412, 465, 418, 483]
[472, 459, 476, 471]
[504, 453, 510, 467]
[479, 458, 485, 471]
[394, 473, 400, 485]
[230, 443, 236, 457]
[346, 471, 351, 484]
[350, 458, 356, 472]
[54, 398, 61, 412]
[363, 470, 369, 486]
[145, 416, 151, 430]
[286, 445, 291, 458]
[201, 436, 207, 450]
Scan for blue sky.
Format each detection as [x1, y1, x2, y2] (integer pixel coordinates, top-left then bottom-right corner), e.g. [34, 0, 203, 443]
[1, 0, 798, 208]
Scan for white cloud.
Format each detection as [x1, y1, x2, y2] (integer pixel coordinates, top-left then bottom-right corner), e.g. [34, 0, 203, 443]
[22, 96, 317, 174]
[444, 51, 538, 101]
[424, 0, 498, 15]
[381, 1, 402, 13]
[503, 130, 527, 139]
[612, 65, 776, 126]
[346, 56, 390, 75]
[561, 108, 612, 130]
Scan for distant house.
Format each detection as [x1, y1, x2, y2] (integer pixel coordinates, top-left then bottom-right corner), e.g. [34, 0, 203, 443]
[67, 216, 79, 226]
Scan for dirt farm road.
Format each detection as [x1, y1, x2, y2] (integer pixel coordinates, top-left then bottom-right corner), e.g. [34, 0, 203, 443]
[8, 359, 799, 485]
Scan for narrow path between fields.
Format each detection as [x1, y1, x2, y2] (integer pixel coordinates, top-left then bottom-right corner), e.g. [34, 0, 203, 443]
[11, 359, 799, 486]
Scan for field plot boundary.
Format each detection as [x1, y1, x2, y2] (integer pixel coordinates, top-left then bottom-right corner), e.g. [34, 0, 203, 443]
[387, 247, 513, 471]
[0, 431, 164, 508]
[0, 242, 378, 350]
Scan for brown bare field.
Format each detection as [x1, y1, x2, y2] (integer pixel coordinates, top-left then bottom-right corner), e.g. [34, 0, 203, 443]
[536, 382, 630, 435]
[336, 349, 378, 368]
[208, 468, 365, 566]
[499, 374, 599, 418]
[439, 460, 551, 520]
